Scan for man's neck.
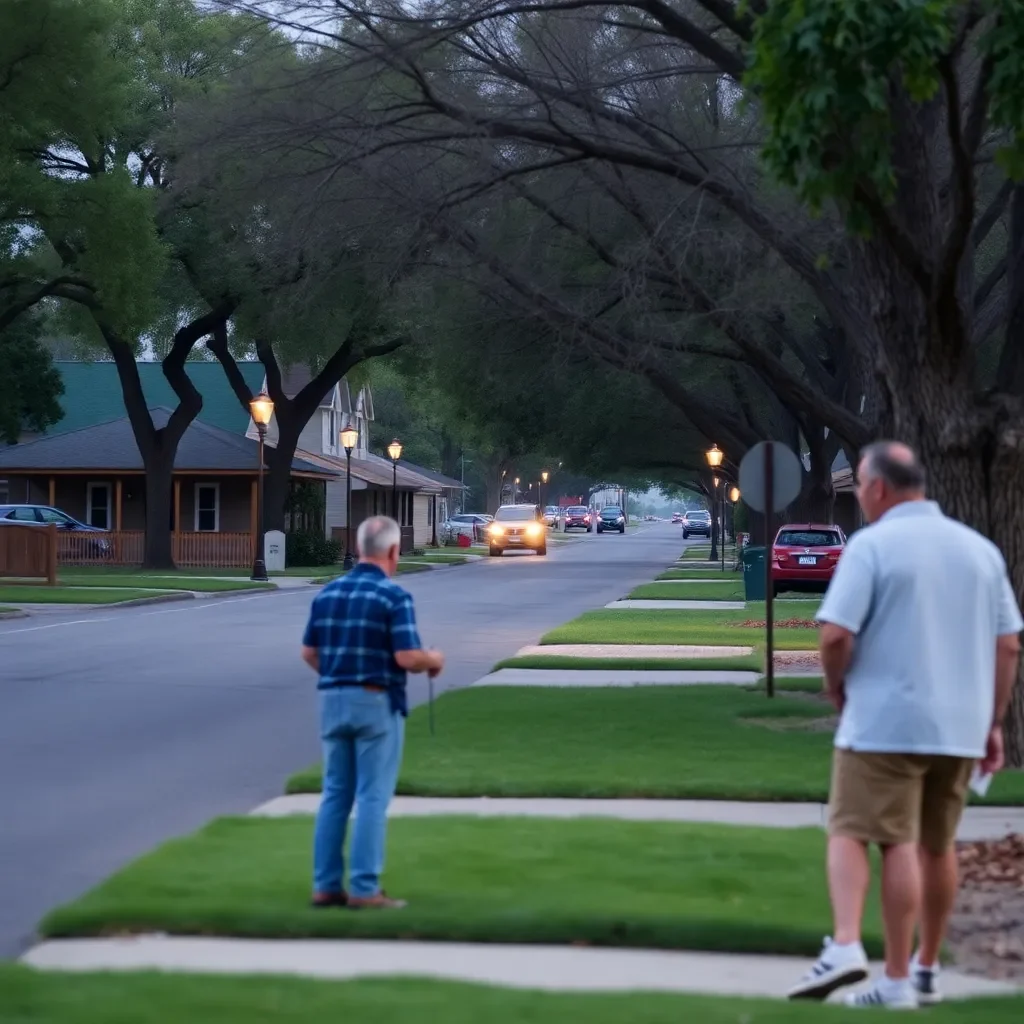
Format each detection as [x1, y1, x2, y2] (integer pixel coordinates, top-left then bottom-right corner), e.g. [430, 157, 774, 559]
[359, 557, 392, 577]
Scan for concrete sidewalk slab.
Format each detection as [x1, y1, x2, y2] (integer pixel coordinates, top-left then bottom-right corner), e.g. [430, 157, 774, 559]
[248, 795, 1024, 841]
[606, 600, 745, 610]
[474, 668, 758, 687]
[518, 644, 754, 658]
[22, 936, 1020, 1001]
[253, 795, 825, 826]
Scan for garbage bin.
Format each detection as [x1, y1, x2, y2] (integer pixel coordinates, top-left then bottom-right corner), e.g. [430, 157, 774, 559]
[742, 545, 767, 602]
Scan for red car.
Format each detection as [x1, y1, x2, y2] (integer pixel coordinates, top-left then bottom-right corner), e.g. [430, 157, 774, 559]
[771, 523, 846, 596]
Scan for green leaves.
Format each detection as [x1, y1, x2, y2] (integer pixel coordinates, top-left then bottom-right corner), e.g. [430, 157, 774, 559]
[984, 1, 1024, 179]
[0, 314, 64, 444]
[746, 0, 953, 221]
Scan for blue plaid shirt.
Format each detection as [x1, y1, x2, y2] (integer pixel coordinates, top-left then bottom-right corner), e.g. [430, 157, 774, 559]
[302, 564, 423, 716]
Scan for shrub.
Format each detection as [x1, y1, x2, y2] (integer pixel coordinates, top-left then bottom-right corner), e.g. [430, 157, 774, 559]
[286, 531, 341, 567]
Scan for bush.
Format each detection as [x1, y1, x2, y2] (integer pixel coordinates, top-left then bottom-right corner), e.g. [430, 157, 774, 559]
[286, 531, 341, 567]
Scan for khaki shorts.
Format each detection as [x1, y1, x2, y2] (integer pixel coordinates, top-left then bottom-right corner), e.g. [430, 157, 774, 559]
[828, 749, 975, 853]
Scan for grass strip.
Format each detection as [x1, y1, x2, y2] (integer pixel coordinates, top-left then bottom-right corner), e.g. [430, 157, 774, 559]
[286, 685, 1024, 805]
[630, 582, 745, 601]
[7, 968, 1022, 1024]
[0, 586, 181, 605]
[540, 607, 817, 650]
[56, 575, 272, 593]
[658, 569, 742, 581]
[40, 815, 883, 958]
[493, 653, 764, 672]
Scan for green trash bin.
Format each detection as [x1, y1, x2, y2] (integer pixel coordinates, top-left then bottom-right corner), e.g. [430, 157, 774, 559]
[742, 545, 767, 602]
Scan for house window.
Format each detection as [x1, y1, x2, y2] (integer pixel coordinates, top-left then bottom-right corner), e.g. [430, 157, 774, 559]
[86, 482, 112, 530]
[194, 483, 220, 532]
[0, 480, 7, 504]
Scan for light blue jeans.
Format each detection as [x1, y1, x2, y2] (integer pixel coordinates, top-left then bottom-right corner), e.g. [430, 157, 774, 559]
[313, 687, 405, 897]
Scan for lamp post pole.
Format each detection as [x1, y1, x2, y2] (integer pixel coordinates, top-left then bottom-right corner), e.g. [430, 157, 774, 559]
[340, 424, 358, 570]
[248, 391, 274, 582]
[387, 438, 403, 532]
[721, 485, 726, 572]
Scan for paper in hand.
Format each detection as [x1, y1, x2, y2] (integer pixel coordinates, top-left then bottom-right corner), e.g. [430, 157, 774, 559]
[969, 765, 993, 797]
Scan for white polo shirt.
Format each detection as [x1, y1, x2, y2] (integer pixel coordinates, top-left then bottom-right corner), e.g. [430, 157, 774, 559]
[816, 501, 1023, 757]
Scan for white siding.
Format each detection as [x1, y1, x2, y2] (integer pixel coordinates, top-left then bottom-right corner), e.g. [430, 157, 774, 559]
[325, 477, 346, 538]
[413, 493, 433, 547]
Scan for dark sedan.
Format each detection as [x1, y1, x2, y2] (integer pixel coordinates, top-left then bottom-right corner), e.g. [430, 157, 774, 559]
[596, 506, 626, 534]
[0, 504, 111, 555]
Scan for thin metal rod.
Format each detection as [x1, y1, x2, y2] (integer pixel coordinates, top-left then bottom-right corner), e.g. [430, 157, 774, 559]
[764, 444, 775, 699]
[428, 676, 435, 736]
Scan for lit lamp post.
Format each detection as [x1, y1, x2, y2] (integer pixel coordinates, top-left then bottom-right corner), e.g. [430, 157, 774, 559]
[387, 438, 403, 522]
[541, 470, 549, 507]
[514, 477, 520, 503]
[340, 423, 359, 570]
[705, 443, 725, 564]
[249, 391, 274, 581]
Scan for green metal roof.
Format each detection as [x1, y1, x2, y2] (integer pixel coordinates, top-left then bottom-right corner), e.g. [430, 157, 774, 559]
[49, 361, 266, 437]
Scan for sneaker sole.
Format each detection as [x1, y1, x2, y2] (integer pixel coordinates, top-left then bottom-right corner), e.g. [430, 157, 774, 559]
[788, 965, 869, 1001]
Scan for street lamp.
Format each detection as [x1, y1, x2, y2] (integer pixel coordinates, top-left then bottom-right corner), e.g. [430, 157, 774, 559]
[704, 444, 725, 563]
[387, 438, 403, 522]
[249, 391, 274, 581]
[729, 485, 741, 503]
[514, 477, 520, 503]
[705, 443, 724, 469]
[340, 423, 359, 569]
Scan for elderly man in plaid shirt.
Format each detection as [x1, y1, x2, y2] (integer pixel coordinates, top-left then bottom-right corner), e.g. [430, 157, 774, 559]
[302, 515, 444, 909]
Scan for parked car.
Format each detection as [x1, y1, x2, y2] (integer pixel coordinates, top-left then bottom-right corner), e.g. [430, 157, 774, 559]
[543, 505, 560, 527]
[671, 511, 683, 523]
[596, 506, 626, 534]
[681, 510, 712, 538]
[562, 506, 593, 532]
[771, 523, 846, 596]
[0, 504, 111, 555]
[487, 504, 547, 556]
[443, 513, 492, 542]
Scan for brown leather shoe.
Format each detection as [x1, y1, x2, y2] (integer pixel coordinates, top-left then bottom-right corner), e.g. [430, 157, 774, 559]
[347, 892, 407, 910]
[310, 891, 348, 908]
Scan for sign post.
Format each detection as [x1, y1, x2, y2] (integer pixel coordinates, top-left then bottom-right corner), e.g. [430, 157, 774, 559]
[738, 441, 802, 698]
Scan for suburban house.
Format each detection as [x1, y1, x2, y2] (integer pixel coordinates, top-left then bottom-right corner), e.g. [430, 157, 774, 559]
[244, 367, 464, 552]
[0, 359, 463, 564]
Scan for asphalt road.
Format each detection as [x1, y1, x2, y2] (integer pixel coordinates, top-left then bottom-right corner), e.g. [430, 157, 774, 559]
[0, 521, 683, 957]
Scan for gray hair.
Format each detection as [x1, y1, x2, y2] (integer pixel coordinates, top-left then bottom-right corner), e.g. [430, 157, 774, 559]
[357, 516, 401, 557]
[860, 441, 927, 493]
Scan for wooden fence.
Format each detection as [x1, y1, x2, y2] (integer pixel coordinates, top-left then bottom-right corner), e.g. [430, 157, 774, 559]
[56, 531, 253, 569]
[0, 524, 57, 584]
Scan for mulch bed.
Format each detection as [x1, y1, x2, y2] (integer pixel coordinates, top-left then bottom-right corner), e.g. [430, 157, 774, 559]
[949, 835, 1024, 979]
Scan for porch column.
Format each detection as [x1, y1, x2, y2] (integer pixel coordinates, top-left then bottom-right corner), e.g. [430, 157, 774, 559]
[173, 479, 181, 562]
[250, 480, 258, 560]
[48, 477, 55, 507]
[115, 480, 123, 532]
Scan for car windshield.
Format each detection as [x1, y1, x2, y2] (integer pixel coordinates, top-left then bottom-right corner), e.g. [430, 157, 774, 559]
[602, 507, 622, 515]
[777, 530, 841, 547]
[545, 506, 559, 514]
[687, 511, 711, 519]
[567, 507, 588, 514]
[495, 507, 539, 522]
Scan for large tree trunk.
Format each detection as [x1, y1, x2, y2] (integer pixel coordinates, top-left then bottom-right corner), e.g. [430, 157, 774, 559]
[264, 423, 301, 533]
[143, 454, 175, 568]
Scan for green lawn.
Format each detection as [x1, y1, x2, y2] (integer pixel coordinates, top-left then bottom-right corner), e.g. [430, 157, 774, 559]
[494, 652, 764, 672]
[311, 564, 429, 584]
[62, 565, 329, 578]
[630, 581, 746, 601]
[6, 969, 1020, 1024]
[0, 586, 181, 605]
[682, 546, 737, 561]
[540, 607, 818, 650]
[40, 814, 883, 957]
[286, 685, 1024, 805]
[401, 553, 470, 564]
[658, 569, 742, 581]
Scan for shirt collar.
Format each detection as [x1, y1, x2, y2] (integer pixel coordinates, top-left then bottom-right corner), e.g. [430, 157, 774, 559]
[353, 562, 386, 578]
[878, 499, 942, 523]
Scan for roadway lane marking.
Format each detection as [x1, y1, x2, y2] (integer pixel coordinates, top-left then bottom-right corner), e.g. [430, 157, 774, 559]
[0, 617, 115, 635]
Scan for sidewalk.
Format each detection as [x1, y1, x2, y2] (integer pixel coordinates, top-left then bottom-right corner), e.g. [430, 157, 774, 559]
[474, 668, 760, 686]
[21, 936, 1020, 1000]
[249, 794, 1024, 840]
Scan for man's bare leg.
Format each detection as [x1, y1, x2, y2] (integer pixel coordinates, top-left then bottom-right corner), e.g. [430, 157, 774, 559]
[881, 843, 922, 979]
[829, 836, 870, 944]
[917, 845, 958, 966]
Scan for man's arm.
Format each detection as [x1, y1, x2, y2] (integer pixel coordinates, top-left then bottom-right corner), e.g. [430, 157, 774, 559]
[820, 624, 856, 711]
[301, 646, 319, 673]
[391, 593, 445, 677]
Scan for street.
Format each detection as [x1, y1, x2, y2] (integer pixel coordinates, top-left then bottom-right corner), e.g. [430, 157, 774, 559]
[0, 522, 682, 956]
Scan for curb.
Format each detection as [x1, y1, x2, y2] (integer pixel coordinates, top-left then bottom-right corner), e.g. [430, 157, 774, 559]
[0, 609, 28, 619]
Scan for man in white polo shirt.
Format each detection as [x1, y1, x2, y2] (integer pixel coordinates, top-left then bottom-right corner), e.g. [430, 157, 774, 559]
[788, 441, 1022, 1009]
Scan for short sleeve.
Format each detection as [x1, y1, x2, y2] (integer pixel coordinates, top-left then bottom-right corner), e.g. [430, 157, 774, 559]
[816, 534, 875, 634]
[302, 597, 322, 648]
[389, 592, 422, 653]
[995, 561, 1024, 636]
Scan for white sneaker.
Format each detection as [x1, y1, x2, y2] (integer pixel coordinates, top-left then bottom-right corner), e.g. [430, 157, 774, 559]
[911, 955, 942, 1005]
[844, 977, 919, 1009]
[787, 937, 870, 1000]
